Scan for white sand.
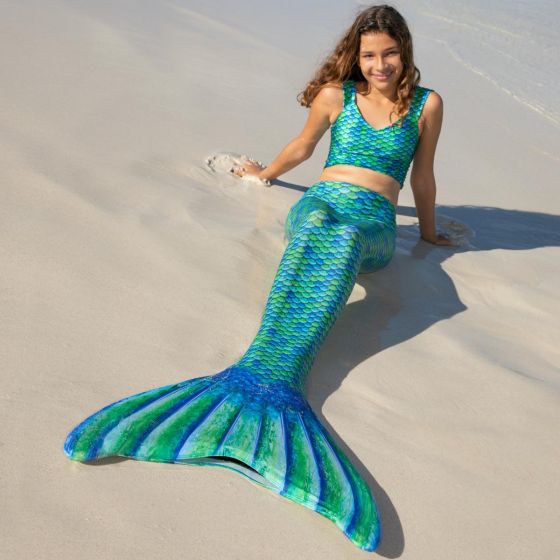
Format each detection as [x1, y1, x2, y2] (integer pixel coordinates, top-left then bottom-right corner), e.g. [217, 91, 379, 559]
[2, 1, 559, 558]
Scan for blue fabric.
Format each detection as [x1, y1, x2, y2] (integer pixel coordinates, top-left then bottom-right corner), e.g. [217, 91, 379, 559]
[63, 180, 397, 551]
[324, 80, 433, 188]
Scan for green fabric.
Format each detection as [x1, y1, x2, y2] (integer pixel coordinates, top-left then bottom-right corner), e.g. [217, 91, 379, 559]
[64, 180, 397, 552]
[324, 80, 433, 188]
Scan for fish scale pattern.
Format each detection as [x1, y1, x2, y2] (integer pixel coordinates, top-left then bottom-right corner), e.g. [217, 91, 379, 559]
[64, 180, 396, 552]
[236, 181, 396, 389]
[324, 80, 433, 188]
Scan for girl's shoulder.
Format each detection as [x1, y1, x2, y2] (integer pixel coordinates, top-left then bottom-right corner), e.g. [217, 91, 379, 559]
[417, 86, 442, 106]
[413, 84, 435, 97]
[314, 81, 345, 104]
[413, 86, 443, 126]
[412, 85, 442, 110]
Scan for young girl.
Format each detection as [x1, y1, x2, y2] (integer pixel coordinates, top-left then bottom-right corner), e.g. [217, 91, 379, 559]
[64, 4, 454, 553]
[236, 5, 452, 247]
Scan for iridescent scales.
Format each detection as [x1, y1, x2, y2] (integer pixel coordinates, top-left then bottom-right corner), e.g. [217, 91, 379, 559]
[64, 180, 397, 552]
[324, 80, 433, 188]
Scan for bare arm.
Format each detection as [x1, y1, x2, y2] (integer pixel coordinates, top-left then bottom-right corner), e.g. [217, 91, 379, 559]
[257, 138, 314, 182]
[410, 91, 451, 245]
[238, 84, 342, 181]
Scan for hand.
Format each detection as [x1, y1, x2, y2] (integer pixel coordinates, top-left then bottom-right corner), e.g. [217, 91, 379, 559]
[231, 159, 266, 178]
[421, 233, 456, 246]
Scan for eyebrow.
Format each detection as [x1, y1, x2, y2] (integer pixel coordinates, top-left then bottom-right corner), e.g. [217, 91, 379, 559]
[360, 47, 399, 53]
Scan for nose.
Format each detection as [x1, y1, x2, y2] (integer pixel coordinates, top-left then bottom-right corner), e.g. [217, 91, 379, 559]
[375, 57, 390, 72]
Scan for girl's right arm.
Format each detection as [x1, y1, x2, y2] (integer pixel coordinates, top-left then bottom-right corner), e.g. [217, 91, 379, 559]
[240, 84, 343, 182]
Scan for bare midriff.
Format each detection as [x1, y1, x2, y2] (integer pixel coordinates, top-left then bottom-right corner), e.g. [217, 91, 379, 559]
[318, 165, 401, 207]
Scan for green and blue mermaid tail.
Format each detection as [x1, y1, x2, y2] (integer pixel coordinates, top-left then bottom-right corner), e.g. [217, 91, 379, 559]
[64, 180, 397, 552]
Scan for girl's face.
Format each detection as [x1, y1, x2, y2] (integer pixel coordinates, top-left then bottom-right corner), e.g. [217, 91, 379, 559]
[358, 32, 403, 91]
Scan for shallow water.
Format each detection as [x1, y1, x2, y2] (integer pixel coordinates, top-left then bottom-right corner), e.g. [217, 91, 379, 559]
[412, 0, 560, 127]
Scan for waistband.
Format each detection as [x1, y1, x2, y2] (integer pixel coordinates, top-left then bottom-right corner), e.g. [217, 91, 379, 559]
[304, 180, 397, 226]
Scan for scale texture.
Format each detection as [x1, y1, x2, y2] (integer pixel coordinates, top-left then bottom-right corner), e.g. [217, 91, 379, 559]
[64, 180, 397, 552]
[324, 80, 433, 188]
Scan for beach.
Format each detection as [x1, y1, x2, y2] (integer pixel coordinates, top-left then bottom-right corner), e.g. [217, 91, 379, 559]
[1, 0, 559, 558]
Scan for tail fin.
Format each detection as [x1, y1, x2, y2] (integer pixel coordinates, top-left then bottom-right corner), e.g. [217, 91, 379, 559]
[64, 366, 381, 551]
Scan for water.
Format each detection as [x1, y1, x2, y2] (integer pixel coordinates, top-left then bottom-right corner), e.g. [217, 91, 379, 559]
[412, 0, 560, 127]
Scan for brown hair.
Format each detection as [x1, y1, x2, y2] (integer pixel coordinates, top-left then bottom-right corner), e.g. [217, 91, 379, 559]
[297, 4, 421, 127]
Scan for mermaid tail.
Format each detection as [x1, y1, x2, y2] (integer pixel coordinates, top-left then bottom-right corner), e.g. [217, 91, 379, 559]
[64, 181, 397, 552]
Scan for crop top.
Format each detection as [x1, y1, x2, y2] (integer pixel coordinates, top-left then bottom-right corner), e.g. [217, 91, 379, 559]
[323, 80, 433, 189]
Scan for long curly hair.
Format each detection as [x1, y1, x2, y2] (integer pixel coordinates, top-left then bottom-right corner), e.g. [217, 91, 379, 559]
[297, 4, 421, 128]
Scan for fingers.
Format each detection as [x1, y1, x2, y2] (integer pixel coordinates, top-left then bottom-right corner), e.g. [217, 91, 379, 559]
[244, 162, 265, 172]
[241, 156, 265, 168]
[231, 161, 265, 178]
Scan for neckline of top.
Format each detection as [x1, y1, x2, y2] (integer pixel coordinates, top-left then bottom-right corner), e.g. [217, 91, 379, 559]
[350, 80, 417, 133]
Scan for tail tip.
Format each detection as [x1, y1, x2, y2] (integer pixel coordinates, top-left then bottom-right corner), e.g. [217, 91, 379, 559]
[63, 430, 83, 460]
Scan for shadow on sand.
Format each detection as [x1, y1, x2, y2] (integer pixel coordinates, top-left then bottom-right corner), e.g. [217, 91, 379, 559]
[78, 173, 560, 557]
[274, 179, 560, 557]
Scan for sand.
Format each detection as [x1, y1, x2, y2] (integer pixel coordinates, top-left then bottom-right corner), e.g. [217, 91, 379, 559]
[2, 1, 559, 558]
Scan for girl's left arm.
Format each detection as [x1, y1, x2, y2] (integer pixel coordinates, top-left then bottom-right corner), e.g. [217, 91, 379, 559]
[410, 91, 450, 245]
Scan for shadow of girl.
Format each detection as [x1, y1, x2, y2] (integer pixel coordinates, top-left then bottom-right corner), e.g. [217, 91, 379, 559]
[297, 200, 560, 557]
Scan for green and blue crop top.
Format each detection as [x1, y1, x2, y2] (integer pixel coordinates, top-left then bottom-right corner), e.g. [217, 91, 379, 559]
[324, 80, 433, 189]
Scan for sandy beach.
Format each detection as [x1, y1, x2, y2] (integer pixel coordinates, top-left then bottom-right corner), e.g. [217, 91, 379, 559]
[2, 1, 559, 558]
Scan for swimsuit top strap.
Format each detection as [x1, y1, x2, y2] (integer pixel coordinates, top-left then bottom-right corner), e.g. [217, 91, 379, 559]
[408, 87, 433, 125]
[341, 80, 354, 108]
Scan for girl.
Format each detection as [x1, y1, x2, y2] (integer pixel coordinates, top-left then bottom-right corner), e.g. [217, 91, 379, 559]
[236, 5, 452, 247]
[64, 4, 454, 553]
